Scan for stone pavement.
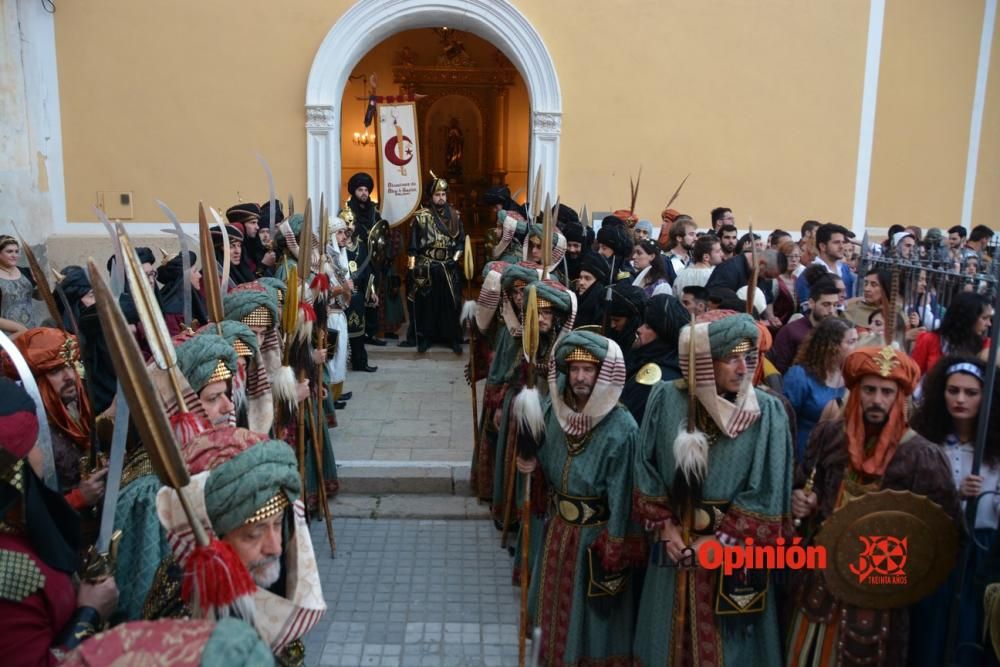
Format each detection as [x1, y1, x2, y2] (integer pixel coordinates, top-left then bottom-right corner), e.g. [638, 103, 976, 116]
[336, 345, 479, 463]
[305, 518, 524, 667]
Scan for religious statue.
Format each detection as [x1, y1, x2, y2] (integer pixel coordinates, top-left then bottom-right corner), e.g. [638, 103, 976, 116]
[445, 117, 464, 179]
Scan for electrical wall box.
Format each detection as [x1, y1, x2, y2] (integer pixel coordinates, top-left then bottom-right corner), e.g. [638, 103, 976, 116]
[96, 191, 134, 219]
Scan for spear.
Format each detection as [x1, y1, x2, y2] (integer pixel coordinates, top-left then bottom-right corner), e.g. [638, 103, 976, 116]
[294, 199, 315, 512]
[13, 227, 60, 327]
[198, 203, 224, 335]
[310, 194, 337, 556]
[87, 258, 256, 620]
[256, 153, 278, 243]
[156, 201, 193, 329]
[541, 195, 553, 280]
[464, 234, 481, 479]
[747, 220, 759, 316]
[516, 284, 541, 667]
[672, 310, 700, 666]
[528, 165, 543, 221]
[207, 207, 232, 291]
[945, 266, 1000, 664]
[114, 224, 204, 444]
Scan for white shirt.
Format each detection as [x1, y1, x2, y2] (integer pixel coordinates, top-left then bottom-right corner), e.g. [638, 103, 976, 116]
[944, 434, 1000, 530]
[672, 266, 714, 297]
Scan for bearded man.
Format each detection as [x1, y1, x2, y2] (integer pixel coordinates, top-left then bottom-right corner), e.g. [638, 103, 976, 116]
[518, 330, 641, 666]
[786, 346, 961, 666]
[9, 327, 104, 513]
[342, 172, 388, 351]
[408, 174, 465, 354]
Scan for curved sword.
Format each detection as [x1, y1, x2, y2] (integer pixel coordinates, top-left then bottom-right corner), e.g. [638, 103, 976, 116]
[95, 207, 125, 299]
[95, 385, 128, 556]
[256, 153, 278, 241]
[156, 200, 192, 328]
[0, 331, 57, 491]
[208, 206, 232, 291]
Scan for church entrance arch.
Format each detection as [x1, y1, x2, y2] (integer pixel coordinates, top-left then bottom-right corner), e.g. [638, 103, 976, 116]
[305, 0, 561, 210]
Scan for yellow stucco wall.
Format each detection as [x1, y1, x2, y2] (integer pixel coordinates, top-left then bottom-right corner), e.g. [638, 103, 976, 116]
[868, 0, 984, 229]
[53, 0, 996, 233]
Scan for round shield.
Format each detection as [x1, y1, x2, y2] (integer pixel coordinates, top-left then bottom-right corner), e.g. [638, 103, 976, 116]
[814, 488, 958, 609]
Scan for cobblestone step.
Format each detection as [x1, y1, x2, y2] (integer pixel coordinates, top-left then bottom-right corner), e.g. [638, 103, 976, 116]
[329, 494, 491, 520]
[337, 460, 473, 495]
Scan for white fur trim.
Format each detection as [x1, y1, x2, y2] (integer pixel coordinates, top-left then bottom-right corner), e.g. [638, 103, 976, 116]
[673, 422, 709, 485]
[270, 365, 299, 405]
[513, 386, 545, 442]
[460, 300, 477, 325]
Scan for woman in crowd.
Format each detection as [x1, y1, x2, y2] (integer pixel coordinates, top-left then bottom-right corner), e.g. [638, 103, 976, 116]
[782, 317, 858, 462]
[777, 240, 801, 314]
[157, 250, 206, 336]
[630, 239, 671, 297]
[844, 269, 890, 332]
[0, 235, 37, 335]
[911, 291, 992, 375]
[908, 356, 1000, 666]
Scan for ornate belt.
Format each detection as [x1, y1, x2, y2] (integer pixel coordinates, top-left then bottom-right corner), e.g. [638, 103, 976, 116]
[120, 450, 154, 488]
[553, 491, 609, 526]
[423, 248, 449, 261]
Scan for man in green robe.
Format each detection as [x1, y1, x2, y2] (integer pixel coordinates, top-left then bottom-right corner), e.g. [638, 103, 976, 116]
[489, 263, 543, 526]
[505, 278, 576, 582]
[144, 427, 326, 666]
[633, 310, 793, 667]
[492, 210, 529, 265]
[519, 330, 641, 666]
[469, 260, 531, 505]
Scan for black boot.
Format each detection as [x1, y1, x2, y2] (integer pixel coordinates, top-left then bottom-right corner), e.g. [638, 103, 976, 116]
[349, 336, 369, 371]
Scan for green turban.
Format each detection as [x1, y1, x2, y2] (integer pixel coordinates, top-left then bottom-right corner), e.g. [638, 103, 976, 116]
[258, 277, 286, 304]
[175, 333, 238, 394]
[202, 617, 275, 666]
[707, 312, 760, 358]
[223, 287, 278, 327]
[213, 320, 259, 359]
[203, 439, 301, 537]
[285, 213, 304, 237]
[501, 263, 539, 293]
[530, 279, 574, 318]
[554, 329, 608, 373]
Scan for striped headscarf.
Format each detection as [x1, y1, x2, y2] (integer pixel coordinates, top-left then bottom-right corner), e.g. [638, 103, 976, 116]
[678, 310, 761, 438]
[549, 330, 626, 437]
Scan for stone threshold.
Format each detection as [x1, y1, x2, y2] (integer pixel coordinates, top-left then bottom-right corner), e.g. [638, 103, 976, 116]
[337, 460, 472, 495]
[328, 494, 490, 520]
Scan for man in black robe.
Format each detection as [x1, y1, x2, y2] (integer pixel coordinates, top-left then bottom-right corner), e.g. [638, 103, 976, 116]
[408, 174, 465, 353]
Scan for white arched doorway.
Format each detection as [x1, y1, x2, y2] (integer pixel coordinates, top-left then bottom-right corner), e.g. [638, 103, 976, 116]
[305, 0, 561, 210]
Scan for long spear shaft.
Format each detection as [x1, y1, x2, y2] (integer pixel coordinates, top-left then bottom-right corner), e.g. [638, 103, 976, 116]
[945, 273, 1000, 665]
[306, 396, 337, 555]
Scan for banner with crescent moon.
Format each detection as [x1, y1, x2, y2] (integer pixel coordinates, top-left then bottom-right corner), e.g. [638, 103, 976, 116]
[376, 101, 422, 226]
